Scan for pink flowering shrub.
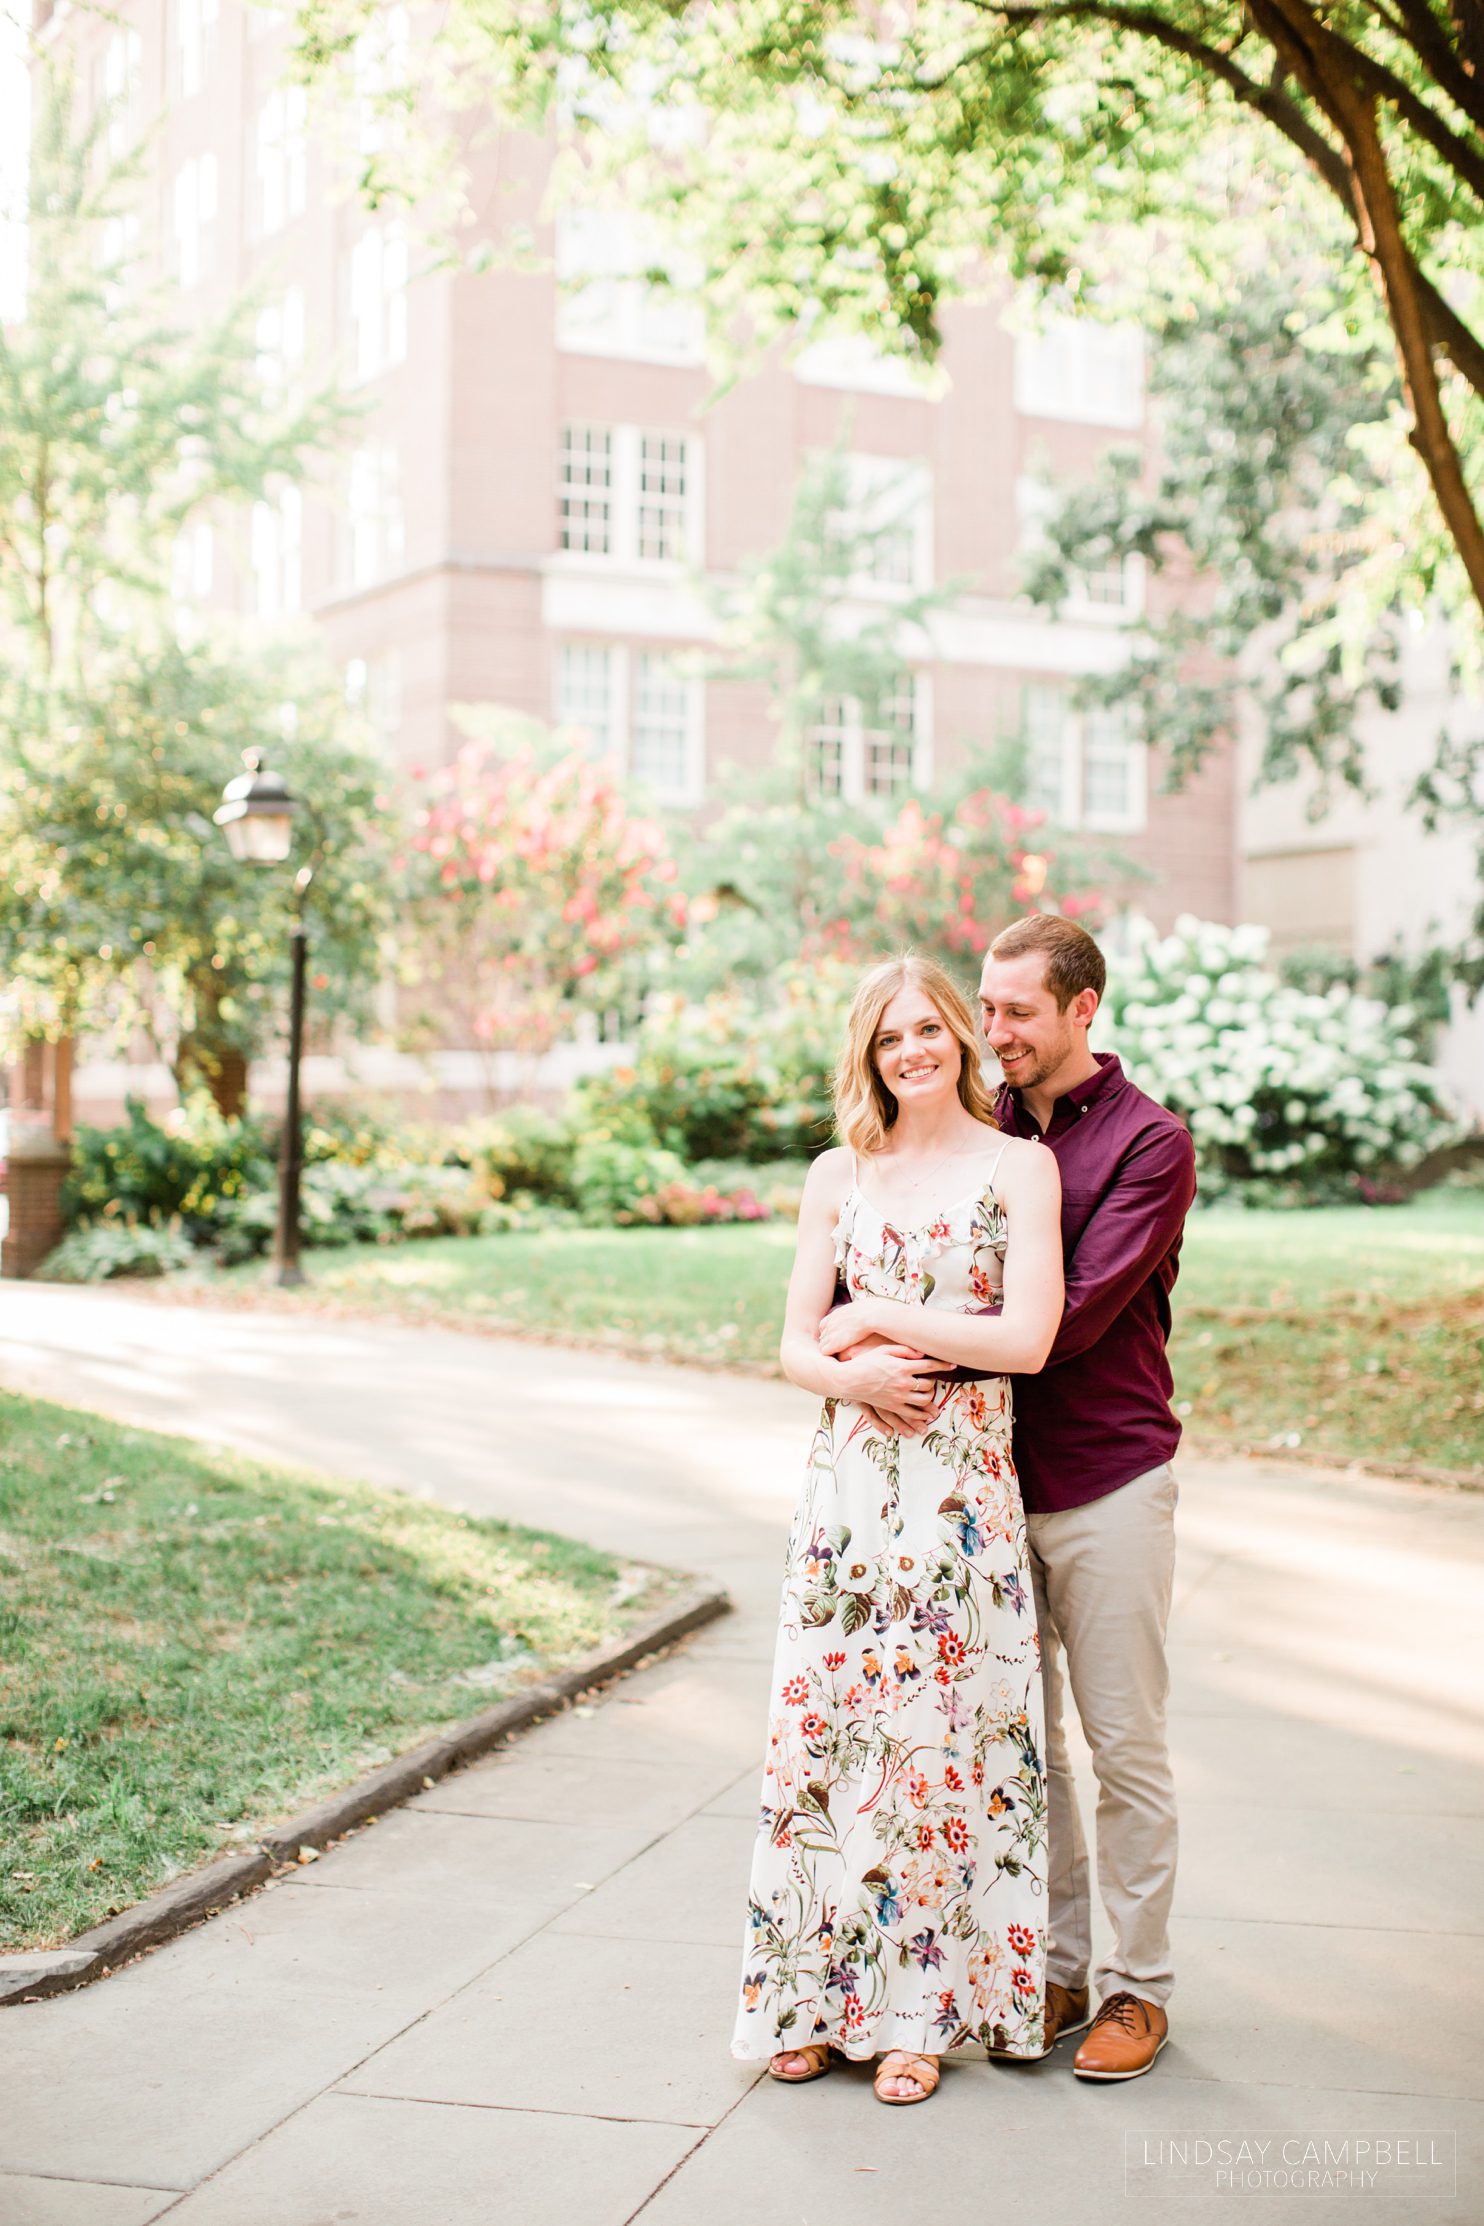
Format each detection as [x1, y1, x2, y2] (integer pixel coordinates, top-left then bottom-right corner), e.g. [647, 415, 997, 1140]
[405, 738, 682, 1062]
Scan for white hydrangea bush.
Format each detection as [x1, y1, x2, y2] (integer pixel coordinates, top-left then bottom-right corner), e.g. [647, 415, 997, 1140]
[1102, 915, 1461, 1197]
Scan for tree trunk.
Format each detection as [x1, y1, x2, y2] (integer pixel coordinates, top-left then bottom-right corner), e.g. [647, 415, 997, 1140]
[174, 1033, 250, 1118]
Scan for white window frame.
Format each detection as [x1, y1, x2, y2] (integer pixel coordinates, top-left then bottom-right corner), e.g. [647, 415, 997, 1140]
[170, 521, 214, 605]
[175, 0, 218, 98]
[557, 426, 615, 557]
[354, 4, 411, 155]
[556, 424, 703, 568]
[1022, 681, 1146, 832]
[1015, 475, 1145, 620]
[345, 652, 403, 749]
[835, 452, 932, 593]
[630, 649, 704, 805]
[346, 444, 403, 591]
[100, 211, 141, 310]
[554, 640, 705, 804]
[349, 224, 408, 382]
[171, 153, 217, 287]
[554, 640, 620, 759]
[256, 85, 307, 237]
[792, 328, 928, 398]
[100, 27, 143, 151]
[554, 208, 706, 368]
[251, 484, 303, 617]
[255, 288, 306, 392]
[1013, 315, 1145, 430]
[806, 674, 929, 806]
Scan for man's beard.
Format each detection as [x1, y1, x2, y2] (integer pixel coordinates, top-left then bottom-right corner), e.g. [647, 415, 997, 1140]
[999, 1031, 1074, 1090]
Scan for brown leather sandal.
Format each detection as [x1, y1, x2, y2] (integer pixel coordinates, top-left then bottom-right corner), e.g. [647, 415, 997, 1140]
[873, 2050, 940, 2104]
[768, 2043, 832, 2084]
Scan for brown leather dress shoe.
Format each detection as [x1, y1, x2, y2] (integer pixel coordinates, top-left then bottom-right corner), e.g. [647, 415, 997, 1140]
[1073, 1990, 1169, 2080]
[986, 1981, 1092, 2061]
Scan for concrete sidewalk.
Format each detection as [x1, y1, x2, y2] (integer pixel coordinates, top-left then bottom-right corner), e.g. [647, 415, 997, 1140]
[0, 1283, 1480, 2224]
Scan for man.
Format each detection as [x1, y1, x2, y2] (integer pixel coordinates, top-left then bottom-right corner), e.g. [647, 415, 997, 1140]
[978, 913, 1196, 2081]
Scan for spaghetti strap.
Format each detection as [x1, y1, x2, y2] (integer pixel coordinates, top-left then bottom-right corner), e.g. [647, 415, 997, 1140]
[986, 1135, 1012, 1198]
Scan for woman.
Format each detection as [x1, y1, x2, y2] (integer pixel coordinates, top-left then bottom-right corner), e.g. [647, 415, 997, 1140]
[729, 954, 1064, 2105]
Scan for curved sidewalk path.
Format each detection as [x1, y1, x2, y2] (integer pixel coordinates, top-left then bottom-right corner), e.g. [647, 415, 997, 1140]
[0, 1283, 1480, 2224]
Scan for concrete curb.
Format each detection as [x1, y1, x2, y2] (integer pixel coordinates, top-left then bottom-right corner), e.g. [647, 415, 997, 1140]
[1, 1577, 730, 2008]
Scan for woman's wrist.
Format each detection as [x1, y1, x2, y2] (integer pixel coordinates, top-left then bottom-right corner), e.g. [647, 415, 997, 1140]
[834, 1351, 864, 1395]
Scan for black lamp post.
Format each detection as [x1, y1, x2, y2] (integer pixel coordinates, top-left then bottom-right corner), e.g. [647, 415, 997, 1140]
[213, 752, 310, 1288]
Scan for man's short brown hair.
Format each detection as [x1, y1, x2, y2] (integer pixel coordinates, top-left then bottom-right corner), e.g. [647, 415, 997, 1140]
[987, 913, 1106, 1011]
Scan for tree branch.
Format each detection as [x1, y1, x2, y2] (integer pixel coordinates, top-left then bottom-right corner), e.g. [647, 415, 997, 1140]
[1386, 0, 1484, 135]
[1298, 63, 1484, 608]
[1304, 14, 1484, 207]
[966, 0, 1484, 397]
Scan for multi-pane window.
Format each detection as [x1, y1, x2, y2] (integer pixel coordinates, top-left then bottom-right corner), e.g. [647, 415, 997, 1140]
[554, 643, 703, 802]
[631, 653, 693, 795]
[349, 225, 408, 381]
[256, 86, 307, 236]
[809, 680, 920, 804]
[1024, 683, 1072, 820]
[556, 425, 699, 564]
[554, 210, 706, 367]
[558, 427, 614, 556]
[555, 642, 617, 756]
[100, 28, 143, 151]
[1013, 316, 1144, 429]
[255, 289, 305, 392]
[176, 0, 218, 97]
[807, 699, 848, 801]
[1015, 475, 1143, 615]
[1078, 554, 1140, 608]
[831, 454, 931, 590]
[347, 445, 403, 589]
[100, 212, 141, 310]
[1082, 704, 1136, 823]
[355, 5, 411, 154]
[170, 522, 214, 605]
[171, 153, 217, 285]
[636, 435, 688, 561]
[1021, 683, 1145, 831]
[865, 679, 916, 799]
[345, 653, 404, 749]
[251, 485, 302, 616]
[793, 330, 925, 398]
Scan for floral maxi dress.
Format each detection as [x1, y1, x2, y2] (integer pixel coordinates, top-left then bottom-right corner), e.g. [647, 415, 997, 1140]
[730, 1171, 1048, 2065]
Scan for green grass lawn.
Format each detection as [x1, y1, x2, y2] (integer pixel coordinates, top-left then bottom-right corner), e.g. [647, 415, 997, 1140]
[186, 1190, 1484, 1483]
[0, 1391, 676, 1951]
[1171, 1188, 1484, 1479]
[206, 1221, 802, 1370]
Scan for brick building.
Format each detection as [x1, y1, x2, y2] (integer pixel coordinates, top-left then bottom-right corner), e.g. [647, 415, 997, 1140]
[41, 0, 1238, 925]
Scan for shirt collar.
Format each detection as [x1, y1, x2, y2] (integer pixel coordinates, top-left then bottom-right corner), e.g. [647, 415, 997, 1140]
[997, 1051, 1127, 1136]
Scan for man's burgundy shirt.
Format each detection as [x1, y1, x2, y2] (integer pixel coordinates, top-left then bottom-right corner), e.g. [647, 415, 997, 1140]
[994, 1052, 1197, 1516]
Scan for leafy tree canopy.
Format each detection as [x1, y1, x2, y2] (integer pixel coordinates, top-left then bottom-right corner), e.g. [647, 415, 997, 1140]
[290, 0, 1484, 629]
[0, 641, 394, 1106]
[1, 68, 341, 680]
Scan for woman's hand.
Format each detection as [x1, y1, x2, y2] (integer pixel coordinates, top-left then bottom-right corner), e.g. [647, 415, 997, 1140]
[817, 1298, 880, 1356]
[840, 1340, 947, 1422]
[828, 1330, 937, 1437]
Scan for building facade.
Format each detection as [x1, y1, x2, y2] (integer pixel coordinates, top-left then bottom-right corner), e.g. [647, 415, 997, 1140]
[45, 0, 1238, 949]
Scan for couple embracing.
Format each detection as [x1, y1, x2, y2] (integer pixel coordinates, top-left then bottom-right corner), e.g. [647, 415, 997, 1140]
[731, 914, 1197, 2105]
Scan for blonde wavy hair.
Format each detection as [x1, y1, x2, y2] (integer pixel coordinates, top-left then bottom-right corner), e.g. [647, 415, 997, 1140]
[833, 954, 999, 1158]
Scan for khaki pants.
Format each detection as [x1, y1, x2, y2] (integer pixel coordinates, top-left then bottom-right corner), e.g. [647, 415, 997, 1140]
[1026, 1461, 1179, 2006]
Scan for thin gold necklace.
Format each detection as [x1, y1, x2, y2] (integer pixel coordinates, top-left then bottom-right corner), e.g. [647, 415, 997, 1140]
[877, 1136, 985, 1205]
